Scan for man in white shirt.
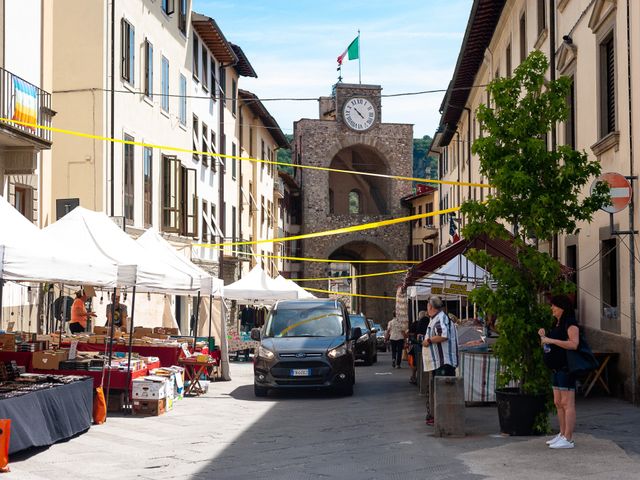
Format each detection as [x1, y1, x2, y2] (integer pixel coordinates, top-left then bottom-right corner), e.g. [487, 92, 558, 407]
[422, 296, 459, 425]
[385, 313, 407, 368]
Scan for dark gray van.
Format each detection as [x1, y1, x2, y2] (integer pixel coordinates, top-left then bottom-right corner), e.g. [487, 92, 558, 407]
[251, 299, 358, 397]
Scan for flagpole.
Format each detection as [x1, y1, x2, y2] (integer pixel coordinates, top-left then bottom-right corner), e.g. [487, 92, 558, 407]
[357, 30, 361, 84]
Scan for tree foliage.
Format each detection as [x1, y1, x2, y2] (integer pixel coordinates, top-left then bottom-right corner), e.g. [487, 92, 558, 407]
[277, 134, 294, 175]
[461, 52, 610, 424]
[413, 135, 437, 179]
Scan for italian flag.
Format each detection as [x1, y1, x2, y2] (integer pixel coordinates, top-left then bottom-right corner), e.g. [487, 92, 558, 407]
[337, 35, 359, 65]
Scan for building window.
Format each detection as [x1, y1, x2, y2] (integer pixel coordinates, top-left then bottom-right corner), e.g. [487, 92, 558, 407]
[600, 33, 616, 137]
[506, 43, 512, 77]
[601, 238, 619, 332]
[425, 202, 434, 226]
[143, 147, 153, 227]
[192, 34, 199, 81]
[417, 205, 422, 227]
[191, 115, 200, 164]
[425, 243, 434, 258]
[210, 57, 216, 100]
[231, 142, 237, 180]
[144, 40, 153, 98]
[201, 122, 209, 167]
[565, 76, 576, 148]
[182, 166, 197, 237]
[231, 79, 237, 115]
[124, 134, 134, 223]
[261, 195, 265, 225]
[179, 74, 186, 125]
[121, 19, 135, 85]
[210, 130, 217, 171]
[202, 47, 209, 91]
[537, 0, 546, 36]
[13, 185, 32, 221]
[201, 199, 209, 242]
[566, 244, 578, 302]
[161, 0, 175, 15]
[348, 190, 361, 214]
[161, 56, 169, 112]
[519, 12, 527, 63]
[231, 206, 237, 241]
[162, 155, 180, 232]
[178, 0, 187, 34]
[219, 65, 226, 106]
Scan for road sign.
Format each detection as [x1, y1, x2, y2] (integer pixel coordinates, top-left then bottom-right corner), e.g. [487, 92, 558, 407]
[591, 172, 632, 214]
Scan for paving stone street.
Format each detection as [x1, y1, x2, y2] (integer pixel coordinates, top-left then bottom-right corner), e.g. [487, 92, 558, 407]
[7, 353, 640, 480]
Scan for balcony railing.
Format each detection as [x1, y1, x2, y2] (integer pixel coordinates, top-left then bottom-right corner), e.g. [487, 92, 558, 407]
[0, 67, 53, 144]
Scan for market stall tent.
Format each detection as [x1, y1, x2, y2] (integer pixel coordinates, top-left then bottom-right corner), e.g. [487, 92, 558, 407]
[135, 228, 223, 296]
[273, 275, 317, 299]
[41, 207, 193, 292]
[223, 266, 297, 303]
[0, 196, 118, 286]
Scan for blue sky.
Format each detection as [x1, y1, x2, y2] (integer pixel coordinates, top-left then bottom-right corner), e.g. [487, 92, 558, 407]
[193, 0, 473, 138]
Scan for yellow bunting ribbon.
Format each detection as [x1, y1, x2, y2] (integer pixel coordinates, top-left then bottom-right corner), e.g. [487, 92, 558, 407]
[303, 287, 395, 300]
[0, 117, 491, 188]
[230, 251, 418, 264]
[292, 270, 409, 282]
[197, 206, 460, 248]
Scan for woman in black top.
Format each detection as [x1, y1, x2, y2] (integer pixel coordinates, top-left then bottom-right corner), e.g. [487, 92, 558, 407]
[538, 295, 579, 449]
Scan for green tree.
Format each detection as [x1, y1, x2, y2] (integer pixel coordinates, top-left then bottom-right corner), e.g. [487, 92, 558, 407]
[413, 135, 437, 180]
[461, 51, 609, 429]
[277, 134, 294, 175]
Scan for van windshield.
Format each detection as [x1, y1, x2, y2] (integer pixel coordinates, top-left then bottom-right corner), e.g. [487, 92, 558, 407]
[265, 307, 344, 337]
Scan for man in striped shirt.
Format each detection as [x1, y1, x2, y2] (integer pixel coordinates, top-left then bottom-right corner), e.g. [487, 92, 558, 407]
[422, 295, 459, 425]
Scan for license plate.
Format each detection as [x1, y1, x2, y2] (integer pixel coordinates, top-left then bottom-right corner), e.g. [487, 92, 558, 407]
[290, 368, 311, 377]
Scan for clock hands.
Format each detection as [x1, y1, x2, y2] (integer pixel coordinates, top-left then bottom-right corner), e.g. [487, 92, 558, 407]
[353, 107, 366, 120]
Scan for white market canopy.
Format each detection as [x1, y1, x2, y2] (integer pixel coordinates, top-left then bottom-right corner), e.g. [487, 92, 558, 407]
[0, 196, 117, 285]
[407, 254, 493, 300]
[41, 207, 195, 292]
[223, 266, 297, 303]
[273, 275, 317, 299]
[135, 228, 223, 296]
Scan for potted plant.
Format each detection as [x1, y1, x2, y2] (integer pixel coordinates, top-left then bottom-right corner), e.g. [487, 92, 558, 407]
[461, 51, 610, 435]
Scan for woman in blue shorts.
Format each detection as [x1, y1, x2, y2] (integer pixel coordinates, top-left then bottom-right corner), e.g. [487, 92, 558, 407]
[539, 295, 579, 449]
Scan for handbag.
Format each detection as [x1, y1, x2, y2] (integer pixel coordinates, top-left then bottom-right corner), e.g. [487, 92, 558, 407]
[567, 335, 599, 374]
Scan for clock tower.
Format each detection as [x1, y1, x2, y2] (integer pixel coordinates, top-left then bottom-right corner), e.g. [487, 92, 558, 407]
[292, 82, 413, 323]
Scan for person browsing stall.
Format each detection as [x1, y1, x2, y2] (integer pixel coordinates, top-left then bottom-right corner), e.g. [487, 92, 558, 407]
[422, 296, 459, 426]
[69, 289, 96, 334]
[539, 294, 580, 449]
[385, 312, 407, 369]
[106, 292, 128, 333]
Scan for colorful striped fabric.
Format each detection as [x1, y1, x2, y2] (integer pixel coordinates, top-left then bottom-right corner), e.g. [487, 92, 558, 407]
[12, 77, 37, 131]
[458, 352, 500, 403]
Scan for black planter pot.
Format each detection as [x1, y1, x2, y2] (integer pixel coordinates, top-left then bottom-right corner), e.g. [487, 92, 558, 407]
[495, 387, 546, 436]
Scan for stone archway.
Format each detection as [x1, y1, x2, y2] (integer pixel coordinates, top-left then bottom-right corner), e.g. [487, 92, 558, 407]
[326, 240, 394, 324]
[328, 144, 390, 215]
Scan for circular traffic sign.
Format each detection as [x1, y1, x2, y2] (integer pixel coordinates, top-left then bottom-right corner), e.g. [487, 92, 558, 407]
[591, 172, 632, 214]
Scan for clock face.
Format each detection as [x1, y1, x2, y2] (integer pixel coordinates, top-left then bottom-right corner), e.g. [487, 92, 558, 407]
[343, 97, 376, 131]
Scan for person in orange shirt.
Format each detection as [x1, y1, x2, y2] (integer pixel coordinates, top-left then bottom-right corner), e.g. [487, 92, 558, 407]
[69, 289, 95, 334]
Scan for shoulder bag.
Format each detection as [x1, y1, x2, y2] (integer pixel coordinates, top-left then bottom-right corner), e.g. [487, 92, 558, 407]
[567, 333, 599, 374]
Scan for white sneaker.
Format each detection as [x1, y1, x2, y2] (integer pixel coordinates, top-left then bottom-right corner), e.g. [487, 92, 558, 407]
[546, 433, 563, 445]
[549, 437, 575, 449]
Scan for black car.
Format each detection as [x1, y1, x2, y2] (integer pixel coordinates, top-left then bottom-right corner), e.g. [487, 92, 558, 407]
[349, 314, 377, 365]
[372, 322, 387, 352]
[251, 299, 358, 397]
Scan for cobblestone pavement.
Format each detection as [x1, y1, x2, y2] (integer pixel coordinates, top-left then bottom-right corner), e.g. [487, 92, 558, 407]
[8, 352, 640, 479]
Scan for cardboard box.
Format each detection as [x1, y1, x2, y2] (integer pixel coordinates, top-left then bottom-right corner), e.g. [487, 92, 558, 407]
[165, 396, 174, 411]
[32, 349, 69, 370]
[132, 376, 168, 400]
[93, 326, 108, 335]
[154, 327, 179, 335]
[107, 392, 125, 413]
[133, 398, 166, 416]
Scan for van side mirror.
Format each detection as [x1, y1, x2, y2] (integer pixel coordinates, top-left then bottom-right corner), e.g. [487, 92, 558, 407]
[250, 328, 261, 341]
[351, 327, 362, 340]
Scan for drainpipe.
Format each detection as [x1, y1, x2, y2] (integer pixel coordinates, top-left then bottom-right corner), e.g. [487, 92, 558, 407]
[109, 0, 115, 216]
[238, 103, 244, 251]
[549, 0, 558, 259]
[625, 0, 637, 405]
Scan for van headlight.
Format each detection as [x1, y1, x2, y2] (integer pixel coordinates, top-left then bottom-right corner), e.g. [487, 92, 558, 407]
[257, 346, 275, 360]
[356, 334, 369, 343]
[328, 343, 347, 358]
